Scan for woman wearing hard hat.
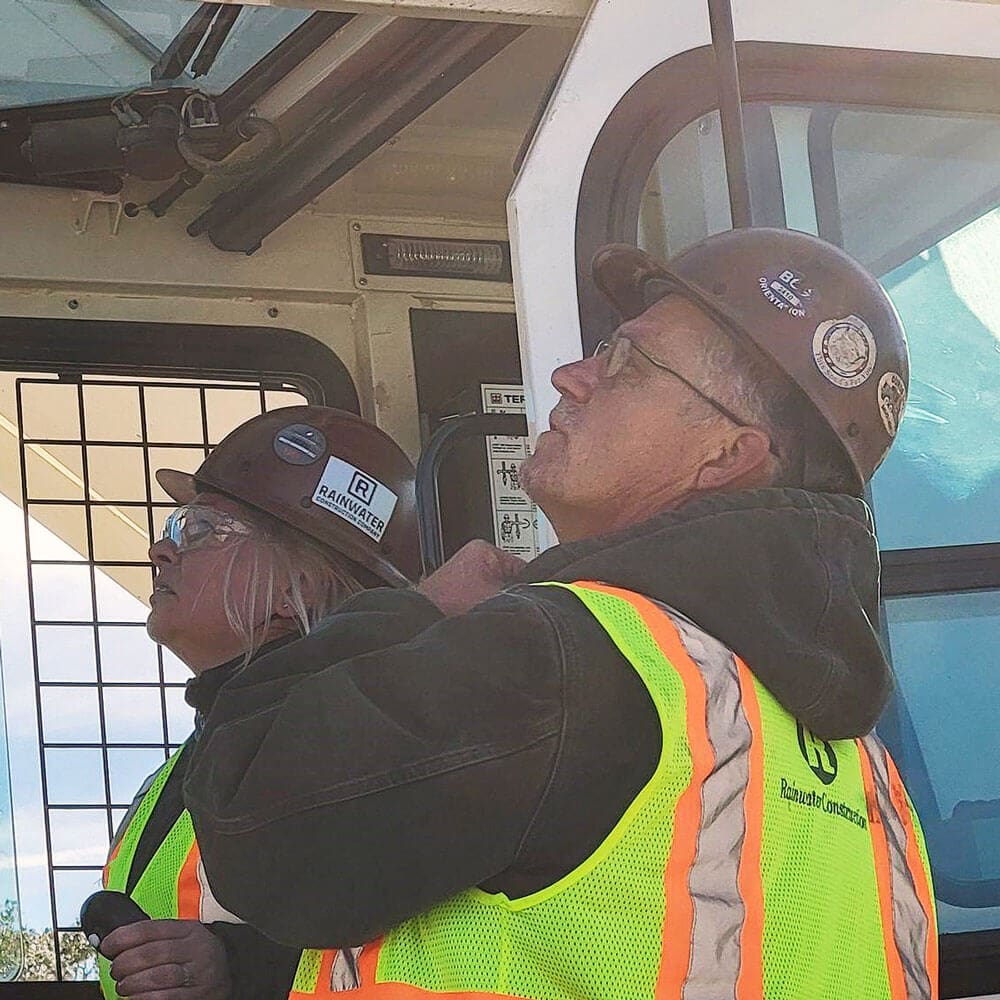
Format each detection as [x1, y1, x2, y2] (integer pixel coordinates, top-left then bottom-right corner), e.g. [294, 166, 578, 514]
[92, 406, 422, 1000]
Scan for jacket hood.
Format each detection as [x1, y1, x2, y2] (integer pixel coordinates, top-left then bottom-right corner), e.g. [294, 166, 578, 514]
[520, 488, 890, 740]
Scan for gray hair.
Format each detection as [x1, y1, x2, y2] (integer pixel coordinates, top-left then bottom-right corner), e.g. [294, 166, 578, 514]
[218, 519, 364, 664]
[697, 335, 859, 495]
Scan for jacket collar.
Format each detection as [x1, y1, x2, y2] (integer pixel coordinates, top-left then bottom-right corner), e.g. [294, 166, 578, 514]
[517, 488, 889, 739]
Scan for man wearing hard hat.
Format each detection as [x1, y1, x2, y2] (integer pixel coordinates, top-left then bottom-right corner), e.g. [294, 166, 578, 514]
[184, 230, 936, 999]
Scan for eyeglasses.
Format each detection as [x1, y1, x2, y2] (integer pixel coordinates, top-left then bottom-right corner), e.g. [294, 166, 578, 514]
[592, 334, 781, 458]
[161, 505, 254, 553]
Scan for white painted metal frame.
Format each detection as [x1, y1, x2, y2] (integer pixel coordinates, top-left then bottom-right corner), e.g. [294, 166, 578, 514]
[506, 0, 710, 521]
[507, 0, 1000, 551]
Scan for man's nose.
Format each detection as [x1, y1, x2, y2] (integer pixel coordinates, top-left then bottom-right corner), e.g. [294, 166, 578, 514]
[551, 354, 602, 402]
[148, 537, 180, 566]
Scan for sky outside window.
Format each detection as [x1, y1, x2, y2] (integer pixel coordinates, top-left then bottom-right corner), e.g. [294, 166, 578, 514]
[0, 493, 170, 978]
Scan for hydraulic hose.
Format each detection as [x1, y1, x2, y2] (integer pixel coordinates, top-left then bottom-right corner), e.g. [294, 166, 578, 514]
[177, 114, 281, 177]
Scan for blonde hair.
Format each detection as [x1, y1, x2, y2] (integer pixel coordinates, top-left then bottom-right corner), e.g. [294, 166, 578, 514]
[216, 517, 364, 663]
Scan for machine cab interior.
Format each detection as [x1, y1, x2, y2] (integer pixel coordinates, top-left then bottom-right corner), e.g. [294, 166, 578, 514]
[0, 0, 998, 995]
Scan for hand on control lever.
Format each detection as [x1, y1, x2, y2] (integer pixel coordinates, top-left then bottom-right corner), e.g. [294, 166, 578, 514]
[82, 891, 231, 1000]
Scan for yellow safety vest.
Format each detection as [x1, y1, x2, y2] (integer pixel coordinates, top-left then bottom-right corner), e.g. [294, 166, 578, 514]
[289, 581, 938, 999]
[99, 744, 241, 1000]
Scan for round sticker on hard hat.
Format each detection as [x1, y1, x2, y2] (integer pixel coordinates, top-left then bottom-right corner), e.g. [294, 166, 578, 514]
[812, 315, 878, 389]
[273, 424, 328, 465]
[878, 371, 907, 438]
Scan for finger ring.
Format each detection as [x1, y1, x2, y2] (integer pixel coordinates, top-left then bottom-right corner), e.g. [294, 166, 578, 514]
[180, 964, 193, 988]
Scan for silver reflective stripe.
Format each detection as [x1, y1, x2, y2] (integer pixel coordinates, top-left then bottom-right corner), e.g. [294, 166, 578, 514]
[668, 611, 753, 1000]
[862, 735, 933, 1000]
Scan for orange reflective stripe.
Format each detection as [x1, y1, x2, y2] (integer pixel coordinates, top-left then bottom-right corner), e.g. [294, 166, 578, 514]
[357, 940, 382, 990]
[350, 936, 517, 997]
[576, 583, 714, 1000]
[858, 742, 907, 1000]
[734, 655, 764, 1000]
[885, 754, 939, 1000]
[176, 841, 202, 920]
[103, 838, 123, 887]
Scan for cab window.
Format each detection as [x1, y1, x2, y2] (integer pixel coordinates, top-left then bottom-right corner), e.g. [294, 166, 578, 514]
[579, 49, 1000, 959]
[0, 320, 352, 981]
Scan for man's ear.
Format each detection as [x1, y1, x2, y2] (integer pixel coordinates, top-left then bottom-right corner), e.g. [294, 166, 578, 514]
[694, 426, 777, 492]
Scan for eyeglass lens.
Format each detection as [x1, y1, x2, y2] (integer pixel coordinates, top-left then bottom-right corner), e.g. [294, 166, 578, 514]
[593, 336, 631, 378]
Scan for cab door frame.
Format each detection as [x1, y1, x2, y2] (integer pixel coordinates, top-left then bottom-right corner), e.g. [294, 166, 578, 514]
[508, 1, 1000, 995]
[509, 0, 1000, 445]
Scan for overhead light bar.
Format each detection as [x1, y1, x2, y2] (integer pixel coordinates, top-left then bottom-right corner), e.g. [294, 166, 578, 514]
[361, 233, 511, 282]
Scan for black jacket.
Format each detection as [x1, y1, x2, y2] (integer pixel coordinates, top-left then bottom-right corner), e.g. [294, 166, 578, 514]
[184, 489, 892, 951]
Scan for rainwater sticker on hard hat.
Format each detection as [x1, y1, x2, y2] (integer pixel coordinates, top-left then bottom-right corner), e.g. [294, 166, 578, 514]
[311, 456, 398, 542]
[273, 424, 327, 466]
[878, 372, 907, 438]
[758, 267, 813, 318]
[812, 315, 877, 389]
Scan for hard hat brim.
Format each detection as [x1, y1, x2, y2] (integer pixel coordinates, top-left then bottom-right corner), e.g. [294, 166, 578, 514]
[156, 469, 198, 505]
[593, 243, 776, 370]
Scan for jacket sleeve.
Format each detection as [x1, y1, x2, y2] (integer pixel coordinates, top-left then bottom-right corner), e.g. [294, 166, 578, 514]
[208, 922, 302, 1000]
[184, 588, 564, 950]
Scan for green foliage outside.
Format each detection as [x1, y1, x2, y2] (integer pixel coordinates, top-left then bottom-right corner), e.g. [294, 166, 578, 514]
[0, 899, 97, 981]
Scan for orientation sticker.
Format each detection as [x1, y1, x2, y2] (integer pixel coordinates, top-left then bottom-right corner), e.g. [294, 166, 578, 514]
[312, 456, 398, 541]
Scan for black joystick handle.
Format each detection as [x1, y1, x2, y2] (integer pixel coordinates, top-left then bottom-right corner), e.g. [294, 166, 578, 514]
[80, 890, 150, 950]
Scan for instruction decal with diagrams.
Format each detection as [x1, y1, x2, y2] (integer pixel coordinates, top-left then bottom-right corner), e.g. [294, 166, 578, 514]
[481, 383, 539, 559]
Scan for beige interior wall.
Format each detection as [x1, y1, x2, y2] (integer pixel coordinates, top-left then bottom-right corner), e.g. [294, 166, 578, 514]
[0, 26, 573, 599]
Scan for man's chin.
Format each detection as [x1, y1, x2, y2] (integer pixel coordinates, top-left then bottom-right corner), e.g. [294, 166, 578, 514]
[521, 442, 564, 508]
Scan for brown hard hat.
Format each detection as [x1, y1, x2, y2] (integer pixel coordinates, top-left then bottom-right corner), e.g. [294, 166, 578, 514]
[156, 405, 420, 587]
[592, 228, 909, 488]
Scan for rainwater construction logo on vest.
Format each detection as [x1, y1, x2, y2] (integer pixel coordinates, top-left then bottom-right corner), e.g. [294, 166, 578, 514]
[797, 721, 838, 785]
[781, 724, 867, 831]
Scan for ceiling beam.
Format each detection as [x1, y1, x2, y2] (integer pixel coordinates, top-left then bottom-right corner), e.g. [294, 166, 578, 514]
[184, 0, 589, 27]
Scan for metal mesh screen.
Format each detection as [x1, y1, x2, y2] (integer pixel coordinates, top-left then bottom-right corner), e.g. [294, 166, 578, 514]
[13, 374, 306, 979]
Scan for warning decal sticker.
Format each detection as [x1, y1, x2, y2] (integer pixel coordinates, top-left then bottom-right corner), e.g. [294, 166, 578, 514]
[481, 383, 538, 559]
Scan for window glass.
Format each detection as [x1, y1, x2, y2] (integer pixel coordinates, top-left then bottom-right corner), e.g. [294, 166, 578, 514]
[637, 110, 730, 261]
[879, 590, 1000, 933]
[0, 1, 312, 110]
[0, 371, 307, 980]
[872, 214, 1000, 549]
[0, 654, 22, 981]
[829, 110, 1000, 279]
[765, 103, 1000, 549]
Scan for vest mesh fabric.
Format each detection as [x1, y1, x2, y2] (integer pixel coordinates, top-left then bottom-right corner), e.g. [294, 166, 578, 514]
[753, 685, 891, 997]
[100, 750, 185, 1000]
[320, 582, 932, 1000]
[375, 585, 691, 999]
[293, 948, 326, 993]
[128, 810, 197, 919]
